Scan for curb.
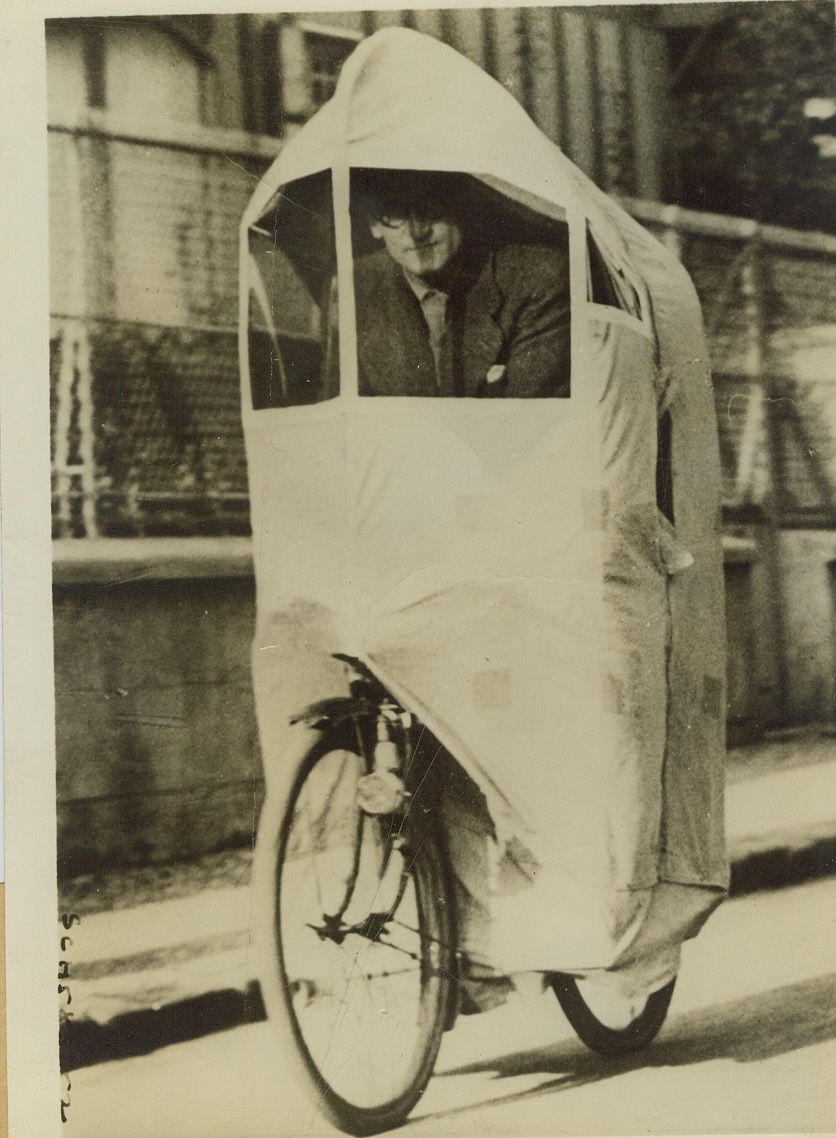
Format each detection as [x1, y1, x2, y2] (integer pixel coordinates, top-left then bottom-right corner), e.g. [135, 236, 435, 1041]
[729, 835, 836, 895]
[59, 836, 836, 1073]
[60, 984, 265, 1072]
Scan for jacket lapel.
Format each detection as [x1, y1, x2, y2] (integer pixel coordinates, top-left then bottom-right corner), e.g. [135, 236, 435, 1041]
[356, 248, 508, 398]
[460, 252, 506, 397]
[356, 255, 437, 397]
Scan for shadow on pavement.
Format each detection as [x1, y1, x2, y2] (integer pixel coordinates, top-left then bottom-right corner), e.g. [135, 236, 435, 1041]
[730, 839, 836, 895]
[420, 973, 836, 1122]
[60, 983, 266, 1072]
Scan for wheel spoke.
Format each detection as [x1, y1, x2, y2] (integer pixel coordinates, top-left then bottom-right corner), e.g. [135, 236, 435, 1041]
[275, 734, 454, 1122]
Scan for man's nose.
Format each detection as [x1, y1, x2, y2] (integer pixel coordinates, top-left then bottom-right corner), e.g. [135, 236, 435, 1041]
[405, 211, 433, 236]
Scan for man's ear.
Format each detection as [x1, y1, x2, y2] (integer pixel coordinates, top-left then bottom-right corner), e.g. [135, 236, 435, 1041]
[369, 219, 384, 241]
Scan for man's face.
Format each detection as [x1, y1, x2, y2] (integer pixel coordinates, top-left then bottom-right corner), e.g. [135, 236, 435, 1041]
[369, 184, 464, 283]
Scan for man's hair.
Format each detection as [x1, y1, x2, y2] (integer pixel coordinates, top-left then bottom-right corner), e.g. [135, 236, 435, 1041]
[352, 169, 472, 221]
[350, 168, 567, 256]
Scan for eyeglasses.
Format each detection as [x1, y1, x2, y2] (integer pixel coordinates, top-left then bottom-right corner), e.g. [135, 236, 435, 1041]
[373, 196, 451, 229]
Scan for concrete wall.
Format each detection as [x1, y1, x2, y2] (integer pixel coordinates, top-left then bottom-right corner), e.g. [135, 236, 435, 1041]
[724, 532, 787, 740]
[54, 558, 262, 877]
[54, 532, 836, 876]
[780, 530, 836, 724]
[718, 527, 836, 737]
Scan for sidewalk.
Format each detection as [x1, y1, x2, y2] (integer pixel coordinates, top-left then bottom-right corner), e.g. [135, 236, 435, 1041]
[59, 727, 836, 1066]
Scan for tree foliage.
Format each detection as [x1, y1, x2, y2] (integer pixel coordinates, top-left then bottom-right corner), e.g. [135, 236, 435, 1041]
[670, 0, 835, 231]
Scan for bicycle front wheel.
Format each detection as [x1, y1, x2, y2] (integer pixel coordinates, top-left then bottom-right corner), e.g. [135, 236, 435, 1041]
[257, 721, 455, 1136]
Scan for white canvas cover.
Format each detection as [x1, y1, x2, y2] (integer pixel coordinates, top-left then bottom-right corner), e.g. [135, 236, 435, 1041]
[240, 29, 727, 990]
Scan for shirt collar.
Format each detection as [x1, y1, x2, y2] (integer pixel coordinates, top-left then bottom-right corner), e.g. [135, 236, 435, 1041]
[399, 243, 489, 301]
[403, 268, 443, 303]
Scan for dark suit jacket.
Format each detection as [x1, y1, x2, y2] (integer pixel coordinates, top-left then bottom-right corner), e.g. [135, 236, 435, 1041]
[354, 238, 571, 398]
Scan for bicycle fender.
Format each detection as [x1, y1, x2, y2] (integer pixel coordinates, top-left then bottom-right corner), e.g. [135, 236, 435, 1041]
[289, 695, 376, 730]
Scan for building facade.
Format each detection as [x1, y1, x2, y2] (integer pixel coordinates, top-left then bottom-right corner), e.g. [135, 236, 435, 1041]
[46, 9, 836, 873]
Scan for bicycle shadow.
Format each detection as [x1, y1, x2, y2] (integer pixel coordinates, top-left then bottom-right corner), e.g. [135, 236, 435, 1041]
[418, 973, 836, 1122]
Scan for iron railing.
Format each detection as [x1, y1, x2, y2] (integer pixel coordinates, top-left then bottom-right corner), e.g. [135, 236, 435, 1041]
[48, 114, 836, 538]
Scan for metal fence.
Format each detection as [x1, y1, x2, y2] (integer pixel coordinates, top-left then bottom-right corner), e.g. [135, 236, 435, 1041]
[49, 110, 276, 537]
[626, 199, 836, 527]
[48, 114, 836, 538]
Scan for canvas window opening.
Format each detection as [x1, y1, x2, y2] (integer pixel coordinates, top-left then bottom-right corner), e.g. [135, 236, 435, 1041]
[656, 408, 675, 524]
[586, 224, 645, 323]
[302, 26, 362, 110]
[247, 171, 339, 410]
[247, 168, 576, 408]
[349, 169, 572, 400]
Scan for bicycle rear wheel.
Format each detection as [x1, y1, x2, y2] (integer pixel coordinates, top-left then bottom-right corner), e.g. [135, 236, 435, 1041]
[550, 972, 676, 1057]
[257, 721, 456, 1136]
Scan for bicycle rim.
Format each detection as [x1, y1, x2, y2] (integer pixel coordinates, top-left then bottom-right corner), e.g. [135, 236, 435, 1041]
[275, 727, 455, 1134]
[551, 972, 676, 1057]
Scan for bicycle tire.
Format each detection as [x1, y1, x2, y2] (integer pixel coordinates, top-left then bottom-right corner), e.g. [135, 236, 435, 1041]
[255, 719, 456, 1136]
[550, 972, 676, 1057]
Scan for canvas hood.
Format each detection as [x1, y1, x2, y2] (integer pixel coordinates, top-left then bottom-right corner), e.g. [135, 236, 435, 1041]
[240, 27, 727, 975]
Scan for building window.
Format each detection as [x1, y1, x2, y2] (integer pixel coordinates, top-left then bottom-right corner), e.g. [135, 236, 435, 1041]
[46, 18, 206, 125]
[303, 26, 362, 110]
[268, 21, 363, 132]
[103, 22, 205, 124]
[47, 17, 257, 538]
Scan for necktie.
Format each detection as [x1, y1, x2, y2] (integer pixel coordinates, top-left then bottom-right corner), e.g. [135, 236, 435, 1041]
[420, 289, 450, 391]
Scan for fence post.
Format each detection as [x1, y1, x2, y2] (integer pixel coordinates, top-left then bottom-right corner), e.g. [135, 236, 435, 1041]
[75, 324, 98, 538]
[659, 204, 683, 261]
[53, 322, 73, 536]
[742, 232, 789, 725]
[51, 130, 99, 538]
[52, 321, 99, 539]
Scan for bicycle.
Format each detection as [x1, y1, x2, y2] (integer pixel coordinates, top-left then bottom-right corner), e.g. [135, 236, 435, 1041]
[254, 655, 675, 1136]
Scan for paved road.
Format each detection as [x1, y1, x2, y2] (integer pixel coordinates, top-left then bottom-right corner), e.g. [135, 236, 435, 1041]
[64, 878, 836, 1138]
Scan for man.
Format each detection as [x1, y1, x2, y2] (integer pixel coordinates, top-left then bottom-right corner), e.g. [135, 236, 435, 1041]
[353, 171, 571, 398]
